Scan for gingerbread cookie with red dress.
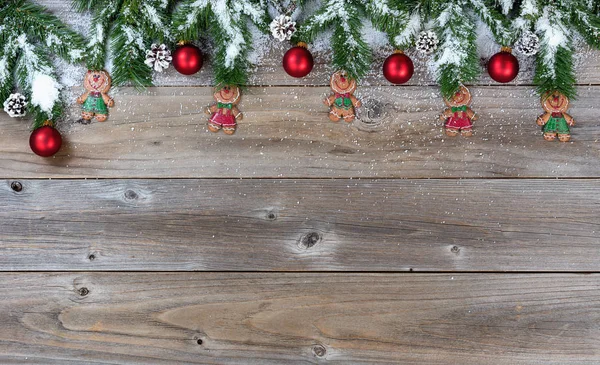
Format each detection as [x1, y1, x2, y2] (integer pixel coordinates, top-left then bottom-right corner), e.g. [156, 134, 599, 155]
[206, 85, 243, 135]
[440, 85, 477, 137]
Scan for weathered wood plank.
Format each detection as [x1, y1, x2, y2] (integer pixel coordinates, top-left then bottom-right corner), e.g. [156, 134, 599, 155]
[1, 86, 599, 178]
[40, 0, 600, 87]
[0, 272, 598, 364]
[1, 179, 599, 271]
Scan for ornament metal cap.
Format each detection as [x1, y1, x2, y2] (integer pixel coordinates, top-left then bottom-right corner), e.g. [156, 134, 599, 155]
[393, 50, 404, 54]
[296, 42, 308, 48]
[42, 120, 54, 127]
[500, 46, 512, 53]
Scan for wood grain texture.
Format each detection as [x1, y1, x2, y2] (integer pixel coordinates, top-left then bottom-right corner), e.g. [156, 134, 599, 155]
[0, 272, 599, 364]
[1, 179, 599, 271]
[40, 0, 600, 87]
[6, 4, 599, 365]
[1, 86, 599, 178]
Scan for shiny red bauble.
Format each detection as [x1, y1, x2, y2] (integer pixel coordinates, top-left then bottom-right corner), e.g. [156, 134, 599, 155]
[283, 45, 314, 78]
[30, 125, 62, 157]
[383, 51, 414, 84]
[172, 44, 203, 75]
[488, 50, 519, 83]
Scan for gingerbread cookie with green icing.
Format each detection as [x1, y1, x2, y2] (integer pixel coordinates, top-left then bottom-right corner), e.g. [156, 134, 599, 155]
[77, 70, 114, 123]
[324, 71, 361, 123]
[537, 91, 575, 142]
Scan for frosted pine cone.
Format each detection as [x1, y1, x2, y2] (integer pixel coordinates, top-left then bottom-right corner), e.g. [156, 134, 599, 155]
[416, 31, 439, 55]
[145, 44, 172, 72]
[515, 31, 540, 56]
[270, 15, 296, 42]
[3, 93, 27, 117]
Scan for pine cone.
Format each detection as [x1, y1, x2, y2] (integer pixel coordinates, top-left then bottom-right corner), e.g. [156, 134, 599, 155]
[416, 31, 439, 55]
[515, 31, 540, 56]
[270, 15, 296, 42]
[145, 44, 173, 72]
[3, 93, 27, 118]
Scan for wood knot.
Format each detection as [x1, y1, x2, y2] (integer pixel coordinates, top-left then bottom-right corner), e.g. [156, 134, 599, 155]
[88, 254, 96, 261]
[366, 99, 384, 120]
[299, 232, 321, 249]
[124, 190, 138, 201]
[312, 345, 326, 358]
[193, 334, 205, 345]
[266, 211, 277, 221]
[78, 287, 89, 296]
[10, 181, 22, 192]
[356, 98, 388, 130]
[450, 245, 460, 254]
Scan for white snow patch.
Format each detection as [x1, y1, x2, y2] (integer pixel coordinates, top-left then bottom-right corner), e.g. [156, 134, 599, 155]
[31, 73, 61, 114]
[475, 19, 499, 59]
[520, 0, 539, 16]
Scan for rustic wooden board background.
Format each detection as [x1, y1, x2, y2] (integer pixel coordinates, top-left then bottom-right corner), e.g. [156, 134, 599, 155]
[0, 273, 599, 364]
[1, 179, 599, 272]
[0, 1, 599, 363]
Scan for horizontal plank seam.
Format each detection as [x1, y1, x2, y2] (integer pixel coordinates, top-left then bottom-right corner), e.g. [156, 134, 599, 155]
[4, 177, 600, 181]
[0, 271, 598, 274]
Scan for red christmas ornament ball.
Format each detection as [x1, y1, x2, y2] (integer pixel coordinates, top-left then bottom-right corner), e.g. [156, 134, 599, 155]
[283, 45, 314, 78]
[172, 44, 203, 75]
[488, 50, 519, 83]
[383, 51, 414, 84]
[30, 125, 62, 157]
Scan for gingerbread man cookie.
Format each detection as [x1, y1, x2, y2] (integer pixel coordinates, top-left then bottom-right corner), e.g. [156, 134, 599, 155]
[77, 70, 114, 123]
[206, 85, 243, 135]
[537, 91, 575, 142]
[440, 85, 477, 137]
[323, 71, 361, 123]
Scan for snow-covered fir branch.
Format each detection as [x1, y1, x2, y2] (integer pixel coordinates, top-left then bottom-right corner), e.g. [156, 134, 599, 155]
[0, 29, 21, 99]
[533, 4, 576, 98]
[430, 0, 480, 98]
[86, 1, 120, 70]
[174, 0, 269, 86]
[393, 12, 421, 50]
[569, 3, 600, 48]
[0, 0, 85, 127]
[506, 0, 600, 98]
[469, 0, 513, 45]
[498, 0, 515, 15]
[293, 0, 371, 80]
[9, 1, 86, 63]
[14, 35, 62, 123]
[366, 0, 415, 49]
[73, 0, 175, 86]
